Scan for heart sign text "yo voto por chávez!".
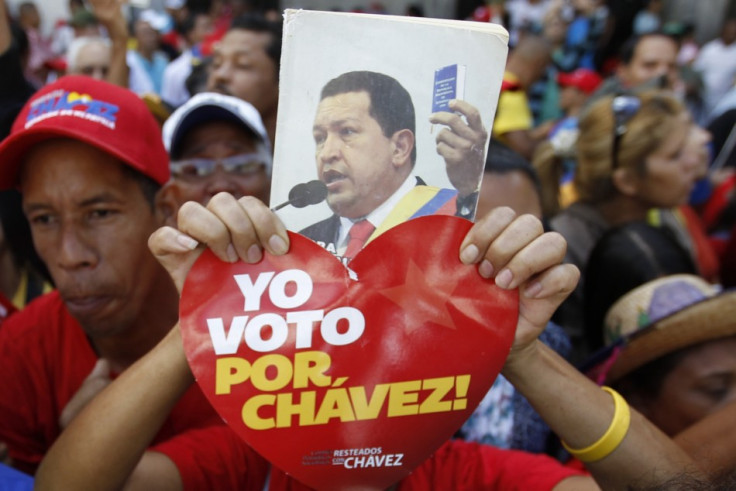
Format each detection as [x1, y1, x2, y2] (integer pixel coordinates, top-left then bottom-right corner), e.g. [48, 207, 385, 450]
[180, 215, 519, 490]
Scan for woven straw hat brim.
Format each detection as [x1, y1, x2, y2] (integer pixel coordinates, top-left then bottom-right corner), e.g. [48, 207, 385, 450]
[607, 290, 736, 382]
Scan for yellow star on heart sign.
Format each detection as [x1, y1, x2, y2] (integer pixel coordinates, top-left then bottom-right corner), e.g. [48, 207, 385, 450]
[377, 260, 459, 333]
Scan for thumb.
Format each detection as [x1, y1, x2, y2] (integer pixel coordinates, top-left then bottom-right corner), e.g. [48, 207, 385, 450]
[148, 225, 203, 294]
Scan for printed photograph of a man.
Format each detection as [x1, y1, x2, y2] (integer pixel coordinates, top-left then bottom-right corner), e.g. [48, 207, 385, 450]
[300, 70, 488, 261]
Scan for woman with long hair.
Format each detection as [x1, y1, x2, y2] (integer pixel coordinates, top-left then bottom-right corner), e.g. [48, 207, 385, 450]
[536, 90, 709, 361]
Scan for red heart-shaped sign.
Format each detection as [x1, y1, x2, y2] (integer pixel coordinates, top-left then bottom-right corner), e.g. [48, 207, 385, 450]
[180, 215, 518, 490]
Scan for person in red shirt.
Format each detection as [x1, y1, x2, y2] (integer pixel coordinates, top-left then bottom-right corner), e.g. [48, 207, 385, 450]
[0, 76, 244, 487]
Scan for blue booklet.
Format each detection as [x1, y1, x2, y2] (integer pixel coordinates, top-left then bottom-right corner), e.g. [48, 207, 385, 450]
[432, 64, 466, 113]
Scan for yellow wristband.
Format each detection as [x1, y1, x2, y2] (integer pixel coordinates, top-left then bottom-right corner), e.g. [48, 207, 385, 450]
[561, 386, 631, 463]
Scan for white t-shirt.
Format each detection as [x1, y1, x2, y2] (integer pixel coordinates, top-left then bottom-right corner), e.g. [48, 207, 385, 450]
[694, 39, 736, 114]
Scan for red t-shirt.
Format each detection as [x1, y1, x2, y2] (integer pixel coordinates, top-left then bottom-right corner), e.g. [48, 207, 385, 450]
[0, 293, 585, 489]
[0, 291, 263, 488]
[0, 291, 15, 326]
[267, 439, 585, 490]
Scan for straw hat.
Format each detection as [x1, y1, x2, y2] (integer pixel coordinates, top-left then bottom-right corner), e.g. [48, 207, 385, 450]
[585, 274, 736, 383]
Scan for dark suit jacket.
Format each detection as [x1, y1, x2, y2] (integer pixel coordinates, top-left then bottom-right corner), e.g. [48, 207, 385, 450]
[298, 177, 475, 250]
[298, 177, 430, 247]
[299, 214, 341, 247]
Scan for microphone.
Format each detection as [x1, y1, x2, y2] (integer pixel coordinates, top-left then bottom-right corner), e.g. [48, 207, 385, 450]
[271, 180, 328, 211]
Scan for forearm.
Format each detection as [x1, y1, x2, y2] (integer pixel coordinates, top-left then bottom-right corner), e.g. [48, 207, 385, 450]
[107, 37, 129, 87]
[104, 15, 129, 87]
[674, 401, 736, 477]
[35, 325, 193, 490]
[502, 341, 701, 489]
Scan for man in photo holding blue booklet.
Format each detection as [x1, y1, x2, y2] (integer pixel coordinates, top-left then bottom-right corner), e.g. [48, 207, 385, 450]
[300, 70, 488, 261]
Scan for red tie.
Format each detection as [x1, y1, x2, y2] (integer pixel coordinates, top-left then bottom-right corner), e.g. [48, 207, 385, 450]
[343, 219, 375, 261]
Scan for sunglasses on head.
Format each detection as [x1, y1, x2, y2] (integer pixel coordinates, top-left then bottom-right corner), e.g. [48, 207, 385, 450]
[170, 149, 271, 179]
[610, 95, 641, 169]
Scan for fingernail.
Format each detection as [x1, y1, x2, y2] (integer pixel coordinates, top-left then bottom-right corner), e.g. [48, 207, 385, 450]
[460, 244, 479, 264]
[175, 233, 198, 251]
[524, 281, 542, 298]
[269, 234, 288, 255]
[495, 269, 513, 289]
[479, 260, 494, 279]
[226, 244, 238, 263]
[246, 244, 262, 263]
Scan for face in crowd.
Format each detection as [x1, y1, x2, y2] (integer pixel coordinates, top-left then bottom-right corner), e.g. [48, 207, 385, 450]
[618, 35, 679, 90]
[207, 29, 279, 122]
[626, 336, 736, 436]
[69, 40, 110, 80]
[188, 13, 214, 46]
[167, 121, 271, 206]
[312, 90, 414, 219]
[134, 19, 161, 54]
[578, 92, 706, 209]
[20, 139, 169, 338]
[629, 112, 704, 209]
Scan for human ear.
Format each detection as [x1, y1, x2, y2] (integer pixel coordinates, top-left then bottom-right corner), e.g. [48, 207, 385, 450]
[390, 129, 415, 168]
[611, 167, 640, 197]
[155, 182, 182, 227]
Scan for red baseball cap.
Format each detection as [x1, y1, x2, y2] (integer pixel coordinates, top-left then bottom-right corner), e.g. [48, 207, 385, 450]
[557, 69, 603, 95]
[0, 75, 169, 189]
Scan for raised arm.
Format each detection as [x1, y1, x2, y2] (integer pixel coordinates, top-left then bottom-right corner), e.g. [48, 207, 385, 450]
[674, 399, 736, 477]
[88, 0, 129, 87]
[35, 325, 190, 490]
[459, 207, 703, 489]
[36, 195, 288, 490]
[429, 99, 487, 199]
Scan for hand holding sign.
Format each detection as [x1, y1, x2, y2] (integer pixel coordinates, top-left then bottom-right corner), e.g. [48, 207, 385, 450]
[150, 193, 578, 490]
[458, 208, 577, 360]
[180, 214, 518, 490]
[38, 195, 691, 491]
[150, 194, 291, 294]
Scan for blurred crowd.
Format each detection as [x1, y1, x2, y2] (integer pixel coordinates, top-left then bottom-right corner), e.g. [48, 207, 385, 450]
[1, 0, 736, 489]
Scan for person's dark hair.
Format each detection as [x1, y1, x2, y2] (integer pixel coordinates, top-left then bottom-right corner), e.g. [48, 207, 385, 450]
[2, 23, 34, 139]
[120, 165, 161, 209]
[0, 190, 51, 285]
[18, 2, 37, 14]
[229, 13, 282, 79]
[619, 31, 677, 65]
[405, 4, 423, 16]
[179, 9, 208, 38]
[583, 222, 697, 352]
[613, 346, 688, 408]
[186, 0, 211, 13]
[320, 71, 416, 165]
[486, 138, 542, 196]
[185, 56, 211, 97]
[10, 20, 29, 57]
[681, 22, 695, 37]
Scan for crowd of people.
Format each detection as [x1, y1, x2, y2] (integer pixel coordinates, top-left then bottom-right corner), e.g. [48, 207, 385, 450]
[1, 0, 736, 489]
